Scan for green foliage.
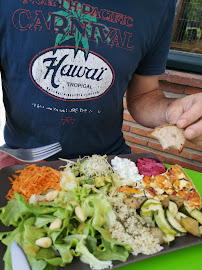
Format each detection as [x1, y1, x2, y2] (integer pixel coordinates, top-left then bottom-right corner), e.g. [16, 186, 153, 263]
[48, 1, 109, 57]
[186, 0, 202, 22]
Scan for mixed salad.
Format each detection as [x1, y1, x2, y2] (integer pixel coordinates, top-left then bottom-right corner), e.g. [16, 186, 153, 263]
[0, 155, 201, 270]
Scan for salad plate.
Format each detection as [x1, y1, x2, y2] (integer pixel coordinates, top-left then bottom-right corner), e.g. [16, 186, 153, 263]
[0, 153, 201, 270]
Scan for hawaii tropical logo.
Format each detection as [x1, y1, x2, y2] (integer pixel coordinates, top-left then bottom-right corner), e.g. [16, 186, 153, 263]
[13, 0, 134, 100]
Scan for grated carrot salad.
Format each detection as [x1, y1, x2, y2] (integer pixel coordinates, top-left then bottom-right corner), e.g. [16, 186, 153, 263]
[6, 164, 62, 201]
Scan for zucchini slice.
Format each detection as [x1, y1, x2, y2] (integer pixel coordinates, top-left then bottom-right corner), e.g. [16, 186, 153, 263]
[179, 205, 192, 217]
[168, 201, 178, 217]
[190, 209, 202, 225]
[165, 210, 187, 234]
[170, 196, 184, 209]
[175, 212, 188, 222]
[141, 199, 162, 206]
[140, 211, 155, 227]
[163, 234, 175, 245]
[140, 199, 162, 227]
[138, 198, 148, 211]
[154, 208, 177, 236]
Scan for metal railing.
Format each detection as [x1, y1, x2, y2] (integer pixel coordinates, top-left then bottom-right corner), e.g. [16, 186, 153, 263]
[171, 0, 202, 54]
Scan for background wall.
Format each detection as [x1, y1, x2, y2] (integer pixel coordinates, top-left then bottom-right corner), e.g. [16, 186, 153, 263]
[123, 69, 202, 173]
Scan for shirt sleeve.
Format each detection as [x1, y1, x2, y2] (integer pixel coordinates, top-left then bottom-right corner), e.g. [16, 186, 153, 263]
[135, 0, 176, 76]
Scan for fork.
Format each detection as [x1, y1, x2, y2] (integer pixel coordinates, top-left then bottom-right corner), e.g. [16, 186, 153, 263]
[0, 142, 62, 162]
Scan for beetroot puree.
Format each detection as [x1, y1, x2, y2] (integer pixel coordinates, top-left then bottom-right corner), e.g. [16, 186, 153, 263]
[137, 158, 166, 176]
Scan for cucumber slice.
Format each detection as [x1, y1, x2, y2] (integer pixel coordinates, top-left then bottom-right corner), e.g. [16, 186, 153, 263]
[140, 199, 162, 227]
[154, 208, 177, 236]
[190, 209, 202, 225]
[165, 209, 187, 234]
[168, 201, 178, 217]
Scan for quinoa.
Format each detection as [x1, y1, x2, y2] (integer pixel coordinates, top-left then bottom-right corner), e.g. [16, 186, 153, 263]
[109, 196, 164, 256]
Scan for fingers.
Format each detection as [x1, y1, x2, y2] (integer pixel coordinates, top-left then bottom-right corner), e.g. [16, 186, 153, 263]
[184, 118, 202, 140]
[176, 94, 202, 139]
[166, 99, 184, 124]
[177, 96, 200, 128]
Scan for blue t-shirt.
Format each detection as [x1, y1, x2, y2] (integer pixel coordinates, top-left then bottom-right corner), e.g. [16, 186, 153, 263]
[0, 0, 175, 159]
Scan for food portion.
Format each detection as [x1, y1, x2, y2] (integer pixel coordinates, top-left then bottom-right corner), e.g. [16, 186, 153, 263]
[149, 124, 186, 153]
[141, 164, 201, 209]
[6, 164, 62, 201]
[0, 155, 201, 270]
[111, 156, 143, 185]
[109, 199, 163, 256]
[136, 158, 166, 176]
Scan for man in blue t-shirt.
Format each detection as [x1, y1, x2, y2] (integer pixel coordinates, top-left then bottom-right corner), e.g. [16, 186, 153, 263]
[0, 0, 201, 167]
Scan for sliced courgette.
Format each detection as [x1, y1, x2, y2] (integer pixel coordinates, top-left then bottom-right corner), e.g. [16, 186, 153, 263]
[140, 210, 155, 227]
[168, 201, 178, 217]
[140, 199, 161, 227]
[163, 233, 175, 245]
[190, 209, 202, 225]
[170, 196, 184, 209]
[179, 204, 192, 217]
[165, 209, 187, 234]
[138, 198, 148, 209]
[141, 199, 162, 206]
[175, 212, 188, 222]
[154, 208, 177, 236]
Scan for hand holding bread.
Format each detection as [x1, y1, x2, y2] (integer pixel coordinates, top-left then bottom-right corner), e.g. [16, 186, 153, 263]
[165, 93, 202, 143]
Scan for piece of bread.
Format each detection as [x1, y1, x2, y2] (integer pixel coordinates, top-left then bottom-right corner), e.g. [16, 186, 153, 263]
[149, 124, 186, 153]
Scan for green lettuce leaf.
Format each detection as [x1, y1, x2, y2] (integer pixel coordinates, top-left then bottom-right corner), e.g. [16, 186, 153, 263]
[75, 235, 113, 270]
[1, 220, 26, 270]
[71, 186, 91, 205]
[0, 194, 31, 226]
[0, 183, 131, 270]
[0, 193, 60, 227]
[35, 215, 56, 228]
[82, 194, 116, 228]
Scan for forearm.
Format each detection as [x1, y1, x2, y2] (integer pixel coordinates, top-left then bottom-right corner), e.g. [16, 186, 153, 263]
[126, 88, 175, 128]
[126, 74, 202, 142]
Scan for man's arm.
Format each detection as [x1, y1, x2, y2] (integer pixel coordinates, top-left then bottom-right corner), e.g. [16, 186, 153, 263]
[126, 74, 173, 128]
[126, 73, 202, 141]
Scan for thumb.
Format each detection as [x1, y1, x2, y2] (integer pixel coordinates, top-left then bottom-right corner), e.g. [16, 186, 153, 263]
[177, 95, 199, 129]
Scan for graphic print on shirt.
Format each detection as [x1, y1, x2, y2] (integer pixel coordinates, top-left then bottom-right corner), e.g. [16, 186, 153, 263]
[12, 0, 135, 102]
[30, 46, 115, 100]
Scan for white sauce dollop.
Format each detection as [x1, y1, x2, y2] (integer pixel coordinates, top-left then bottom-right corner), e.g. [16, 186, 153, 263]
[111, 156, 143, 185]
